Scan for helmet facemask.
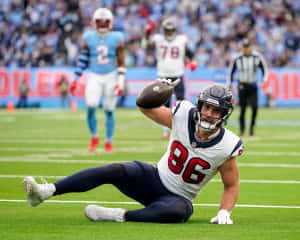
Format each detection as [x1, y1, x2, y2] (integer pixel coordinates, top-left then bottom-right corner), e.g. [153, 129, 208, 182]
[162, 18, 177, 41]
[92, 8, 113, 36]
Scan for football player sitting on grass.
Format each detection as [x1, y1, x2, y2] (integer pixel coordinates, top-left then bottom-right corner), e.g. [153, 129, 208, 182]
[23, 80, 243, 224]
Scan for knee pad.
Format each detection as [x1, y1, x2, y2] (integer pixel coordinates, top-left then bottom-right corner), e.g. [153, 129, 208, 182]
[171, 199, 193, 222]
[106, 163, 126, 180]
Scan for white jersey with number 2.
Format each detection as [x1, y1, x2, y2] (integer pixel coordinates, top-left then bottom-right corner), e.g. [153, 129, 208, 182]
[157, 101, 244, 201]
[151, 34, 187, 77]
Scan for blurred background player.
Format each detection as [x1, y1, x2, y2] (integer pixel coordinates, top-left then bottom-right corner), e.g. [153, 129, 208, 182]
[141, 17, 197, 139]
[57, 76, 70, 109]
[69, 8, 126, 152]
[227, 38, 268, 136]
[16, 79, 30, 108]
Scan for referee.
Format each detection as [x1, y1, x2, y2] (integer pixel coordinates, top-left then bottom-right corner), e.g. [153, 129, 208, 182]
[227, 38, 268, 136]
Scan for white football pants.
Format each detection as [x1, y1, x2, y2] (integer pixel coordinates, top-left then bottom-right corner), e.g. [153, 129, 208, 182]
[85, 72, 118, 111]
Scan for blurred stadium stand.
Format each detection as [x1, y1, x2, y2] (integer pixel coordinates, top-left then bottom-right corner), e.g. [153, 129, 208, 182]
[1, 0, 299, 68]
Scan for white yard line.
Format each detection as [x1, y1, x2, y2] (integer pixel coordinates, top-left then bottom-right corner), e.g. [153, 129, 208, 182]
[238, 163, 300, 168]
[212, 179, 300, 184]
[1, 147, 300, 156]
[0, 147, 158, 153]
[0, 139, 157, 144]
[0, 199, 299, 209]
[0, 158, 300, 168]
[0, 158, 132, 164]
[247, 152, 300, 156]
[0, 174, 299, 184]
[1, 139, 299, 147]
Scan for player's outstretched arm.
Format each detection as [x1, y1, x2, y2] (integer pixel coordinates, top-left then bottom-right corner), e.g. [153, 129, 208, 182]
[210, 157, 240, 224]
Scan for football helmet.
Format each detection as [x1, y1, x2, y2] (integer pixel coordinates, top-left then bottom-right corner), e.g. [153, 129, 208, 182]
[194, 84, 233, 131]
[92, 8, 113, 35]
[162, 17, 177, 41]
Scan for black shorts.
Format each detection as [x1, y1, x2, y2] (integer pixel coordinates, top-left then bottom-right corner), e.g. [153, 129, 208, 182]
[238, 83, 258, 108]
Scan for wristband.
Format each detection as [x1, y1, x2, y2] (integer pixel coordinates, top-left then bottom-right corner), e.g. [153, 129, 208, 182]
[117, 67, 126, 75]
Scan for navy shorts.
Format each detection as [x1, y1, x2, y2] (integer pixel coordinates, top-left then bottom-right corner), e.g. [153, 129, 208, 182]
[116, 161, 192, 207]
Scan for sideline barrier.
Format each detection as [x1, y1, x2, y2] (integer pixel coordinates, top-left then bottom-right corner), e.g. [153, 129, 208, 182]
[0, 67, 300, 108]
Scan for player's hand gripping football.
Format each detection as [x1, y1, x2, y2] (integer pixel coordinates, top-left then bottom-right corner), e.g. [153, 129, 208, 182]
[210, 209, 233, 224]
[136, 78, 181, 109]
[70, 81, 77, 96]
[157, 77, 181, 87]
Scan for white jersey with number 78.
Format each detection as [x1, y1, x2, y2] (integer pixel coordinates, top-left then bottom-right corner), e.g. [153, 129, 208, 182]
[151, 34, 188, 77]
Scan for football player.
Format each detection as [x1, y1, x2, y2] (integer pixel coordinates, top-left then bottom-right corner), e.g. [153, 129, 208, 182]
[142, 17, 197, 139]
[23, 82, 243, 224]
[69, 8, 126, 152]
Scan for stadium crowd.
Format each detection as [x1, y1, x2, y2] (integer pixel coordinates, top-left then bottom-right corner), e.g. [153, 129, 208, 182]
[1, 0, 299, 69]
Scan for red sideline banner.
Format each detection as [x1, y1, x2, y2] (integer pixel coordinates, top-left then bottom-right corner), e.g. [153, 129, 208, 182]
[0, 67, 300, 107]
[0, 68, 86, 98]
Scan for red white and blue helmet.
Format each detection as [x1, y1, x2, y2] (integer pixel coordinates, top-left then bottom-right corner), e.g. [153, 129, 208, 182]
[92, 8, 113, 34]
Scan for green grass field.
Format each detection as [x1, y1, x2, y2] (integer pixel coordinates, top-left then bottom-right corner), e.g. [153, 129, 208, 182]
[0, 107, 299, 240]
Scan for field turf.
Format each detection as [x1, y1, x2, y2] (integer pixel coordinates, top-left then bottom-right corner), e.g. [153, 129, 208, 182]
[0, 107, 299, 240]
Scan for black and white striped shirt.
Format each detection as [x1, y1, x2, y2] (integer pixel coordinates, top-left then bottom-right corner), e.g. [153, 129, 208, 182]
[227, 51, 267, 87]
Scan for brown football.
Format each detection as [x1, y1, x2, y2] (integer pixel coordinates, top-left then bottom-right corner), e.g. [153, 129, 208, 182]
[136, 81, 174, 108]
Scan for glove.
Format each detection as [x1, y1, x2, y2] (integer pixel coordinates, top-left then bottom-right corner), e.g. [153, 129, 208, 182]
[70, 81, 77, 96]
[157, 78, 181, 88]
[186, 62, 197, 71]
[113, 74, 125, 96]
[210, 209, 233, 224]
[145, 22, 155, 35]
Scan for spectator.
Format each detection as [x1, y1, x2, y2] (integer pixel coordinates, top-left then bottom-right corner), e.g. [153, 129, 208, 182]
[0, 0, 299, 68]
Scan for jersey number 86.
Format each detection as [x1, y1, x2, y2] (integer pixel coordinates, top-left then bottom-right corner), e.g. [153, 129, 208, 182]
[168, 141, 211, 184]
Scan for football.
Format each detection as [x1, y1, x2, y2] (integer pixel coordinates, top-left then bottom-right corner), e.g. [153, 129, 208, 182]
[136, 80, 174, 108]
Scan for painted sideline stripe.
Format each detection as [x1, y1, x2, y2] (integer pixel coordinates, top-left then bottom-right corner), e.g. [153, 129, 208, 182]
[0, 199, 299, 209]
[0, 158, 300, 168]
[0, 174, 299, 184]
